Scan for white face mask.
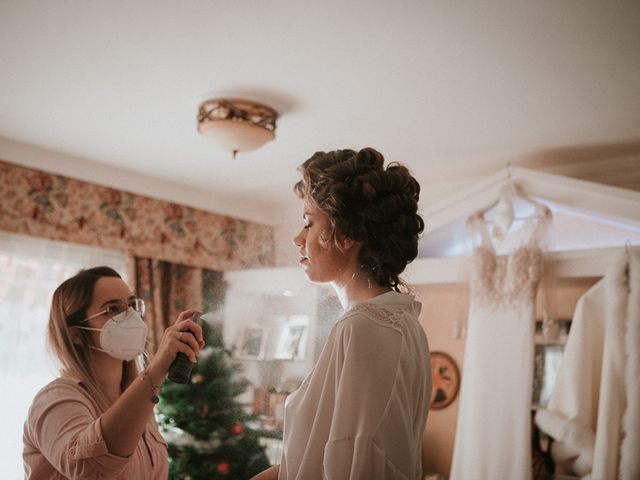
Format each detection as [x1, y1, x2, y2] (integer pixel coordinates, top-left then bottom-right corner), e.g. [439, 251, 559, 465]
[78, 307, 148, 361]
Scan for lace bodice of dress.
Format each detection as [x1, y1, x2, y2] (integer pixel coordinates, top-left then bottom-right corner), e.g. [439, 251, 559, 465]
[471, 245, 542, 308]
[468, 208, 548, 309]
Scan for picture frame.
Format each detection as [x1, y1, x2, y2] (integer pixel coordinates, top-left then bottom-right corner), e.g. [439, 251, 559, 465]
[274, 315, 308, 361]
[235, 324, 267, 360]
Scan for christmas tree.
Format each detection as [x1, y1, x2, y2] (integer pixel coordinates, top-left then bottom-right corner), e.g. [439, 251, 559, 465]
[156, 271, 271, 479]
[157, 322, 271, 479]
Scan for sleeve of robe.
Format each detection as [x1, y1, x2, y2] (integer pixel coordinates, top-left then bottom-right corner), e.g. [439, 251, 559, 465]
[534, 281, 606, 476]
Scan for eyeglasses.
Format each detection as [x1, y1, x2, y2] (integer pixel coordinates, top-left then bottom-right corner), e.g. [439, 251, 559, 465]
[81, 298, 146, 323]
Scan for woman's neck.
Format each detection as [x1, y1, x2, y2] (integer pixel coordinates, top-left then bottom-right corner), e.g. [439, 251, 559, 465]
[333, 269, 392, 309]
[89, 352, 124, 403]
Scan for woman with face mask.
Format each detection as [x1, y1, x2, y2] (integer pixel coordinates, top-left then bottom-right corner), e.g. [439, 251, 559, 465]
[253, 148, 431, 480]
[23, 266, 204, 479]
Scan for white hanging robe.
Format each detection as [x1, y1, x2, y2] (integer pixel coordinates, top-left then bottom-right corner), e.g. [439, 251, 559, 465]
[535, 249, 640, 480]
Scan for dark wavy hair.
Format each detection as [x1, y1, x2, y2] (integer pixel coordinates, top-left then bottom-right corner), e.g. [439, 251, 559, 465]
[294, 147, 424, 291]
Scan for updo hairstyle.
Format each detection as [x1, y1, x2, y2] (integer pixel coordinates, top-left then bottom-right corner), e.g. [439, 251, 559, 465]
[294, 147, 424, 291]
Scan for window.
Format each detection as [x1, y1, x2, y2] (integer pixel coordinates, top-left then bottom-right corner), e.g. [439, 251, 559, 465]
[0, 231, 126, 480]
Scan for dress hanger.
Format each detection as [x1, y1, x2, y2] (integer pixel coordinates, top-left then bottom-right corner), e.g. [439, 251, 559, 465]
[474, 164, 550, 220]
[468, 164, 552, 241]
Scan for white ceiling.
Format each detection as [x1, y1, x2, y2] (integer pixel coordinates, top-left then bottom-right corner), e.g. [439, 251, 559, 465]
[1, 1, 639, 227]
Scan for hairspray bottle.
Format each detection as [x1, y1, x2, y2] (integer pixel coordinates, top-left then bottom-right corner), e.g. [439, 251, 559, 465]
[167, 313, 199, 383]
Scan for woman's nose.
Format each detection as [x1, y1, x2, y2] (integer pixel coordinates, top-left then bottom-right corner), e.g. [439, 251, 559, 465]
[292, 229, 304, 247]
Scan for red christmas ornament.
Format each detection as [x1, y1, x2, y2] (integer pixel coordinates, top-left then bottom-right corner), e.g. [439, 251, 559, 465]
[230, 422, 244, 436]
[217, 461, 230, 474]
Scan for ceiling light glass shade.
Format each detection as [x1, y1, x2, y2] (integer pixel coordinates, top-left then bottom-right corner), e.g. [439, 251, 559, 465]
[197, 98, 278, 157]
[198, 121, 274, 152]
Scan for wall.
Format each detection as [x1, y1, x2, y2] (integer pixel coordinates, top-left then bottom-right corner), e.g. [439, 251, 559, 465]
[273, 203, 301, 267]
[415, 283, 468, 476]
[415, 275, 599, 477]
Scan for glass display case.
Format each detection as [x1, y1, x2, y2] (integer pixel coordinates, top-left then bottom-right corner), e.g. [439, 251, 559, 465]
[532, 318, 571, 408]
[221, 267, 342, 463]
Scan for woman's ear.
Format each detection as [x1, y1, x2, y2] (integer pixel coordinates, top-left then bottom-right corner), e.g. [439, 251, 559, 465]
[69, 326, 85, 346]
[337, 235, 359, 253]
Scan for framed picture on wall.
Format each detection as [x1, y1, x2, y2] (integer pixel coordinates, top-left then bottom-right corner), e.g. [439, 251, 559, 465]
[235, 325, 267, 360]
[274, 315, 308, 361]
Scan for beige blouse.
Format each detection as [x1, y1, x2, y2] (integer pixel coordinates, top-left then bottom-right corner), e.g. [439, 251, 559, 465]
[279, 291, 431, 480]
[23, 376, 168, 479]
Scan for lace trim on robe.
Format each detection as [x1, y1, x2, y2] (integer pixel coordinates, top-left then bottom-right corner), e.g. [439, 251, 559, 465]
[343, 303, 405, 332]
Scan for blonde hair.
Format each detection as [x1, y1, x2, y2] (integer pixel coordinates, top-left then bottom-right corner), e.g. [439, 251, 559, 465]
[48, 266, 140, 411]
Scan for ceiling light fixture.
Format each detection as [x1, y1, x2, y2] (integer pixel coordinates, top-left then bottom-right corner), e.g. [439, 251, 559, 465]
[197, 98, 278, 158]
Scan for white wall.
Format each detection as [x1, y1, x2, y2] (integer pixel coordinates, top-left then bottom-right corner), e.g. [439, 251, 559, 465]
[272, 204, 301, 267]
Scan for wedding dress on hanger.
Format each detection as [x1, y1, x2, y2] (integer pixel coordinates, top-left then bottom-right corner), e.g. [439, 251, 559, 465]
[450, 190, 551, 480]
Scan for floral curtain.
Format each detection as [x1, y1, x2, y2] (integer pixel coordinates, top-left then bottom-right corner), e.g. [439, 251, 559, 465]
[0, 159, 275, 271]
[132, 258, 227, 354]
[132, 258, 203, 352]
